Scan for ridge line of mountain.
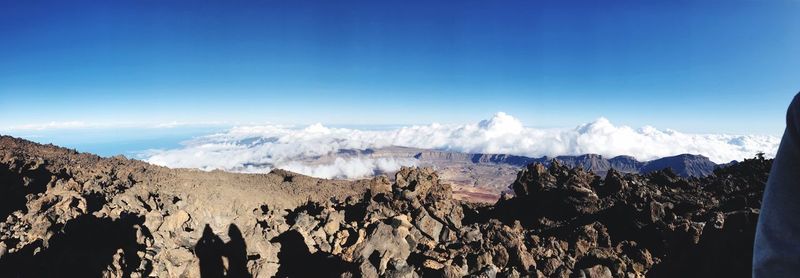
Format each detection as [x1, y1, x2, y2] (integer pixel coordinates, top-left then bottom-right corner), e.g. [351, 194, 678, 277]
[410, 148, 725, 177]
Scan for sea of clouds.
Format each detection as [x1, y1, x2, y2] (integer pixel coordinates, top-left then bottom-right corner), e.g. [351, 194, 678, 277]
[143, 112, 780, 179]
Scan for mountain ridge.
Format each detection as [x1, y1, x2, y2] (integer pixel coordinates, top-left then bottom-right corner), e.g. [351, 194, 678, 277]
[412, 149, 719, 177]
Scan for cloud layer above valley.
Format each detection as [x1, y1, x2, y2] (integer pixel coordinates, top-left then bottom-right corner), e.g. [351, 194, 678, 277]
[143, 112, 780, 179]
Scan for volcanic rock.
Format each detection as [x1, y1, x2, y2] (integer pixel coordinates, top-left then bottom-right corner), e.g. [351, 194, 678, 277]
[0, 136, 771, 277]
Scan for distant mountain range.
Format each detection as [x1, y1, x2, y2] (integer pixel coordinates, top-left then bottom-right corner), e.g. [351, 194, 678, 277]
[413, 150, 721, 178]
[299, 146, 725, 201]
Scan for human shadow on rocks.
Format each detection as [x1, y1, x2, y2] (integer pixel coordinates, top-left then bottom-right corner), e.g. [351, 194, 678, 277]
[196, 225, 225, 278]
[195, 224, 251, 278]
[225, 224, 250, 278]
[271, 230, 357, 278]
[0, 213, 148, 277]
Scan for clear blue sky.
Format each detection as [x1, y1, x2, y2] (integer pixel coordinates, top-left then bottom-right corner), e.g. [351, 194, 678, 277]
[1, 0, 798, 135]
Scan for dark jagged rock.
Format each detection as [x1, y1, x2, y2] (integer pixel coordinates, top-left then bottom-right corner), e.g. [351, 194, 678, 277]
[269, 155, 768, 277]
[485, 156, 769, 277]
[509, 161, 601, 221]
[597, 168, 628, 197]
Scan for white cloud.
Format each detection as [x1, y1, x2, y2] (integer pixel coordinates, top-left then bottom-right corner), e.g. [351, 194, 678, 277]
[278, 157, 417, 179]
[142, 112, 781, 179]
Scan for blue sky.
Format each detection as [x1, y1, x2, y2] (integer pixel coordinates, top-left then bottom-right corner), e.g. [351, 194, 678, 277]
[1, 0, 799, 135]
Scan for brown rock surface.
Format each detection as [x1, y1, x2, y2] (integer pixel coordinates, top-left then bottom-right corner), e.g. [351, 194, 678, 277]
[0, 136, 370, 277]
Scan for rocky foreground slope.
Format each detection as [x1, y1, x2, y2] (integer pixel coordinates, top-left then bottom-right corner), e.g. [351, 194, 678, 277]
[0, 136, 768, 277]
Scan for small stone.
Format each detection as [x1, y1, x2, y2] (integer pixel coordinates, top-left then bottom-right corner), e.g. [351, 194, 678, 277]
[144, 210, 164, 232]
[423, 259, 444, 270]
[577, 265, 613, 278]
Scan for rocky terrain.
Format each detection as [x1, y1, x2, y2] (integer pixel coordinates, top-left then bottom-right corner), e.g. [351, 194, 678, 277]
[0, 135, 768, 277]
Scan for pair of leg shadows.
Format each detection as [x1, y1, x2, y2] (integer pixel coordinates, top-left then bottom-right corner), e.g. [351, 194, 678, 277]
[195, 224, 250, 278]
